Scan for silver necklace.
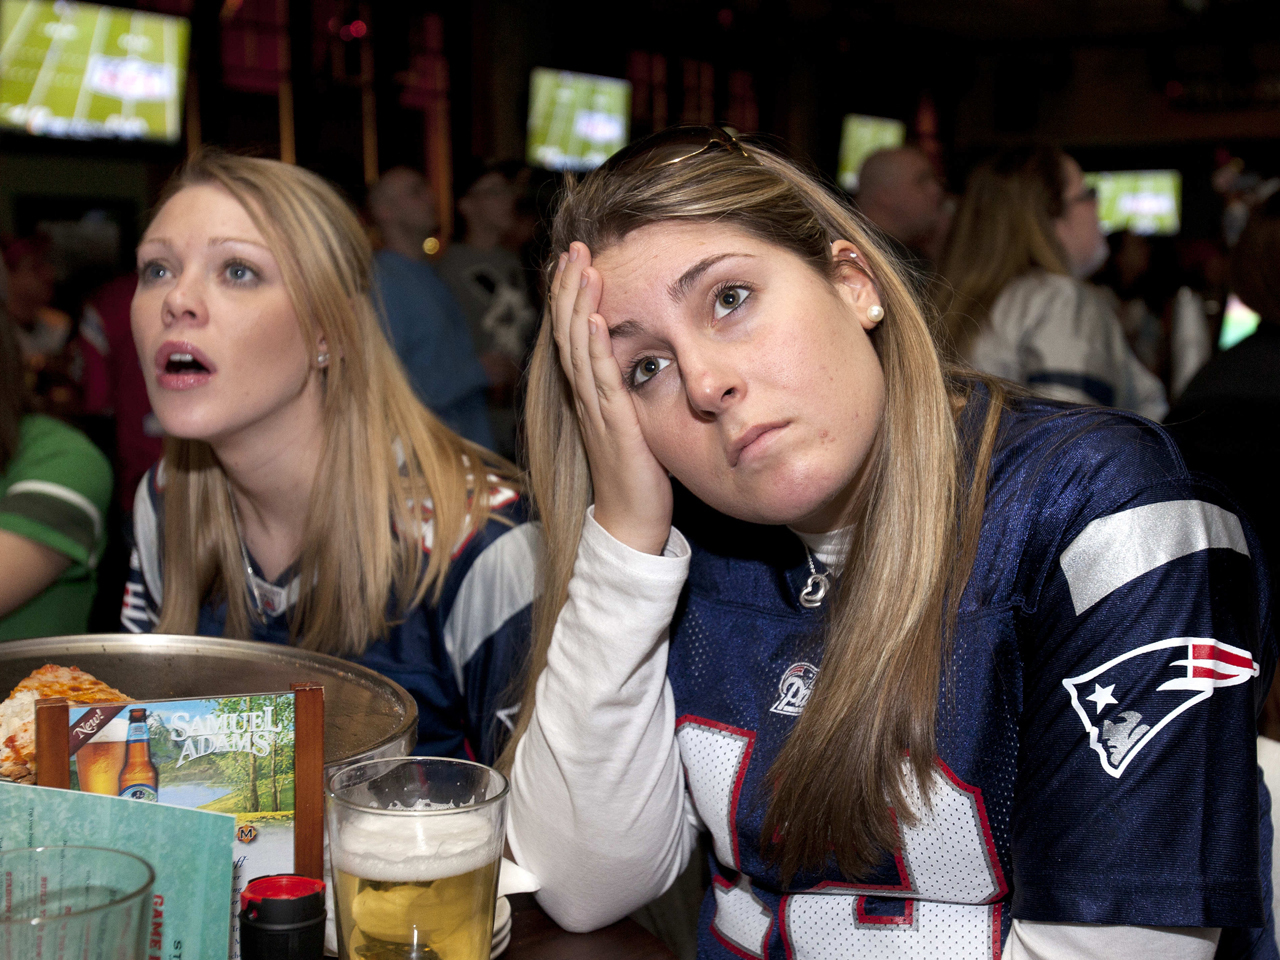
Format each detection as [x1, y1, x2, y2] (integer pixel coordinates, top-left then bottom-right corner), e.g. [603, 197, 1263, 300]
[798, 545, 830, 609]
[226, 480, 266, 620]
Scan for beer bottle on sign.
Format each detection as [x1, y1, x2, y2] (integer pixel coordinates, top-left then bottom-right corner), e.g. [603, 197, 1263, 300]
[118, 708, 159, 801]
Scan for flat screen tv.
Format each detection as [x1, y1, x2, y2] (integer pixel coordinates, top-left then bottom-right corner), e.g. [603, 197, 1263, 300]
[0, 0, 189, 143]
[1084, 170, 1182, 236]
[837, 114, 905, 192]
[527, 67, 630, 172]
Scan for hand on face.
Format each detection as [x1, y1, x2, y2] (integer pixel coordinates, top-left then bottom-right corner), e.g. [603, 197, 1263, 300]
[573, 224, 886, 536]
[552, 242, 674, 556]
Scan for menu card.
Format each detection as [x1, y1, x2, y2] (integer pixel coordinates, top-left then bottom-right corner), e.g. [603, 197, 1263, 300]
[67, 693, 298, 960]
[0, 780, 234, 960]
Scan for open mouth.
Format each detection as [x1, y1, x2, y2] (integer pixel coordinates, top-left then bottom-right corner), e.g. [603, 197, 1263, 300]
[155, 343, 215, 387]
[164, 352, 210, 375]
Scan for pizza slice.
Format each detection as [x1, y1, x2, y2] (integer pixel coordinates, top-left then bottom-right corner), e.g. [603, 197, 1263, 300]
[0, 665, 131, 783]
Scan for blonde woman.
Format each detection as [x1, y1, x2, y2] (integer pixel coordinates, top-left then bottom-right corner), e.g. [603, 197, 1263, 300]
[122, 152, 537, 765]
[935, 144, 1167, 420]
[504, 127, 1275, 959]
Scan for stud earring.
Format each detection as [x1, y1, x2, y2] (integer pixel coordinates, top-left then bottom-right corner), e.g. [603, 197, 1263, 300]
[867, 305, 885, 323]
[317, 351, 330, 366]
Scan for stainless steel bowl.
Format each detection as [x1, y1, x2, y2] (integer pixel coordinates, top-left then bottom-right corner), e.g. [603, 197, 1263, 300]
[0, 634, 417, 767]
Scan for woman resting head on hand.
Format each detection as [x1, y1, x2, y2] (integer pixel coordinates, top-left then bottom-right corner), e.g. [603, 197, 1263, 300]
[125, 151, 533, 765]
[504, 127, 1275, 960]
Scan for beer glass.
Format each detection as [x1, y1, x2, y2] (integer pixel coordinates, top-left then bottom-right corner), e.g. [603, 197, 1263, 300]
[326, 757, 508, 960]
[0, 845, 154, 960]
[74, 715, 128, 795]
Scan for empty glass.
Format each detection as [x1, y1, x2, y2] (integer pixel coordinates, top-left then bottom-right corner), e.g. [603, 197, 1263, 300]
[0, 845, 154, 960]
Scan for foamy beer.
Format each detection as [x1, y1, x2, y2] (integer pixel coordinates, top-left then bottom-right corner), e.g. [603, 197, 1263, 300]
[326, 757, 508, 960]
[76, 715, 129, 795]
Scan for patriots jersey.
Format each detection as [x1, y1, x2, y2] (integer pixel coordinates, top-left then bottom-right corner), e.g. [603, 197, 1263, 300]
[121, 466, 538, 765]
[666, 387, 1277, 960]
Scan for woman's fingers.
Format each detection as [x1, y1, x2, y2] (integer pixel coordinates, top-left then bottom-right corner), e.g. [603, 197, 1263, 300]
[550, 250, 574, 376]
[586, 309, 628, 407]
[569, 266, 610, 422]
[551, 244, 597, 401]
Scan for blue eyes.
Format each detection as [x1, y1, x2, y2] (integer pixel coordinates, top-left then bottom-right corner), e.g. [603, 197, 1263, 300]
[139, 262, 168, 283]
[136, 260, 259, 286]
[225, 262, 256, 284]
[632, 356, 672, 386]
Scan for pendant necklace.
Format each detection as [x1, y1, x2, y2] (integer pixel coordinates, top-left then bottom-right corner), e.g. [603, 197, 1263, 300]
[226, 480, 266, 621]
[798, 545, 830, 609]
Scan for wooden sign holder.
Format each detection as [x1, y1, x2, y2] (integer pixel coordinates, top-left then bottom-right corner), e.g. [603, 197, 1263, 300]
[34, 682, 325, 880]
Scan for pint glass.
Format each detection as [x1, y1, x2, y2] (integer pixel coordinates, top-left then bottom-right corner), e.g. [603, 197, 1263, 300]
[326, 757, 508, 960]
[0, 845, 154, 960]
[74, 715, 128, 795]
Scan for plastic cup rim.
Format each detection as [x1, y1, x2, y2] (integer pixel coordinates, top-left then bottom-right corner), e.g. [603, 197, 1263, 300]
[0, 845, 155, 926]
[325, 755, 510, 817]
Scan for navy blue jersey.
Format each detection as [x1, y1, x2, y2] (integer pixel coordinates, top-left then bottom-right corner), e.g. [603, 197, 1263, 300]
[666, 388, 1276, 959]
[122, 466, 537, 765]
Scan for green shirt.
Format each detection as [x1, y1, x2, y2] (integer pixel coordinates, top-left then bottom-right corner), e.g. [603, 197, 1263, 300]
[0, 415, 113, 641]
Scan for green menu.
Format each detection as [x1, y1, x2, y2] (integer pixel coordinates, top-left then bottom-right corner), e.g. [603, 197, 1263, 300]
[0, 780, 234, 960]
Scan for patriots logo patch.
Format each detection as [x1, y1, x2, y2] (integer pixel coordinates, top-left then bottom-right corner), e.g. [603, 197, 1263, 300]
[1063, 638, 1259, 778]
[770, 662, 819, 716]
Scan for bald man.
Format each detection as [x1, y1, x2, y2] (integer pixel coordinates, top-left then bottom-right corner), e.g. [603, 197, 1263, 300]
[369, 168, 495, 449]
[856, 147, 947, 267]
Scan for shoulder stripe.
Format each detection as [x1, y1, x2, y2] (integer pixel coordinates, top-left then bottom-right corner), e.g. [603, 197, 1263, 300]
[4, 479, 102, 540]
[1060, 499, 1249, 615]
[443, 523, 541, 691]
[0, 492, 98, 561]
[133, 477, 163, 606]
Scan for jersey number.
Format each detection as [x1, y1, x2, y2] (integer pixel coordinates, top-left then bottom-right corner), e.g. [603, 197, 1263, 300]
[676, 716, 1007, 960]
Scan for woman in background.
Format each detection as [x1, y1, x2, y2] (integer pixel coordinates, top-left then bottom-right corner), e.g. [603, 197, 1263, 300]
[935, 144, 1167, 420]
[1, 294, 111, 640]
[123, 152, 536, 765]
[503, 127, 1274, 959]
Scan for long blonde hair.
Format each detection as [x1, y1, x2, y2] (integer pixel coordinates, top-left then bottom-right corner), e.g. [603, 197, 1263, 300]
[152, 151, 516, 656]
[934, 143, 1071, 358]
[504, 131, 1005, 882]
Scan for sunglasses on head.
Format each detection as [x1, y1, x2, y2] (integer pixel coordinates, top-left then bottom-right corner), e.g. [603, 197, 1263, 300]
[598, 124, 757, 175]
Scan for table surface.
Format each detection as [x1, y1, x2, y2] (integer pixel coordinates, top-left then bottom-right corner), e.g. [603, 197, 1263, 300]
[504, 894, 677, 960]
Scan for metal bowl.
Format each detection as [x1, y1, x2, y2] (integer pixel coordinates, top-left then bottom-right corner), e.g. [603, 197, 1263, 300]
[0, 634, 417, 768]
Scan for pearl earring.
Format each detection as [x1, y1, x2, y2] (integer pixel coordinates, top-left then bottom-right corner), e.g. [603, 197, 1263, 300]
[317, 351, 330, 366]
[867, 305, 885, 323]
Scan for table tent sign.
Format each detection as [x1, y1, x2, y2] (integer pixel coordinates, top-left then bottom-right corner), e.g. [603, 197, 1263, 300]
[0, 778, 234, 959]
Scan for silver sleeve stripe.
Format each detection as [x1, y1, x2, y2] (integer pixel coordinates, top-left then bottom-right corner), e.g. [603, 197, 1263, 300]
[1059, 499, 1249, 615]
[443, 522, 541, 692]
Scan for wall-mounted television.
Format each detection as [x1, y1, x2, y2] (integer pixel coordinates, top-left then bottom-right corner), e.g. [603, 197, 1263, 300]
[0, 0, 189, 143]
[527, 67, 630, 172]
[837, 114, 906, 192]
[1084, 170, 1182, 236]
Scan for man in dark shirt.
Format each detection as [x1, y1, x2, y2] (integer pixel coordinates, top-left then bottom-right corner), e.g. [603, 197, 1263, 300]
[1167, 200, 1280, 605]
